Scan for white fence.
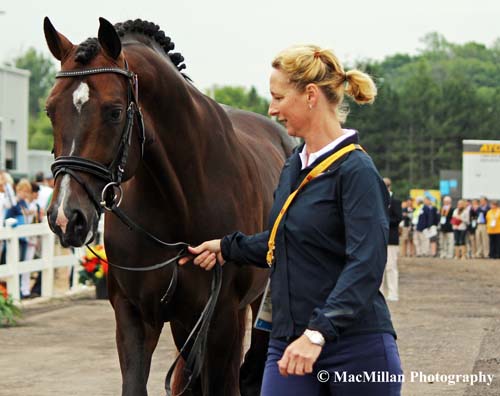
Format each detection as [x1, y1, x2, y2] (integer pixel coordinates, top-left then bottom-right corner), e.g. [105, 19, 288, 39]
[0, 221, 103, 301]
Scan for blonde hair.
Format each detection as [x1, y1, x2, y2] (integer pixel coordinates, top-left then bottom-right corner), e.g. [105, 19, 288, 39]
[15, 178, 32, 194]
[271, 44, 377, 122]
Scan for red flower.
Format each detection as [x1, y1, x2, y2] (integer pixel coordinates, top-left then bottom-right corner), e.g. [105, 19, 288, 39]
[101, 261, 109, 275]
[0, 284, 7, 299]
[83, 258, 99, 273]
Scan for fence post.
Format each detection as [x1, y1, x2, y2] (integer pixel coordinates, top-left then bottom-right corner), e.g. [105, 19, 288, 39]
[5, 223, 20, 301]
[41, 231, 55, 297]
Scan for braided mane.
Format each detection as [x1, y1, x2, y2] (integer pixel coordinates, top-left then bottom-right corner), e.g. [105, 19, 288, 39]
[74, 19, 187, 73]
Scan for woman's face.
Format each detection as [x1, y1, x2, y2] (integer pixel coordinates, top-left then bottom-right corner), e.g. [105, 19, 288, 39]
[16, 187, 30, 200]
[268, 68, 309, 137]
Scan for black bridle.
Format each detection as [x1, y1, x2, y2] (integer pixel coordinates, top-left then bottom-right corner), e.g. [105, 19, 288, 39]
[52, 61, 146, 213]
[51, 62, 222, 396]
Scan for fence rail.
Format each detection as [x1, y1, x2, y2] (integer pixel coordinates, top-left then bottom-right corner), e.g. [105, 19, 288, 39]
[0, 222, 101, 301]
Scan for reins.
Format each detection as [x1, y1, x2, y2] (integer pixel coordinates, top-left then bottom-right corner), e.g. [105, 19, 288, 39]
[52, 60, 222, 395]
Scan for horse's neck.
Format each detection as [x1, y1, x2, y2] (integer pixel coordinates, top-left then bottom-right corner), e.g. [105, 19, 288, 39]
[142, 75, 243, 193]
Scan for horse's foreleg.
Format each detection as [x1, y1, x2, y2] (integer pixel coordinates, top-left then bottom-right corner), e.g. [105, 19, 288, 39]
[203, 300, 245, 396]
[239, 297, 269, 396]
[114, 296, 162, 396]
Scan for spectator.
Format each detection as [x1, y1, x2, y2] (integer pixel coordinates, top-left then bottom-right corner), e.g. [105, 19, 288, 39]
[475, 196, 490, 258]
[380, 178, 402, 301]
[5, 179, 32, 298]
[486, 200, 500, 259]
[451, 199, 470, 260]
[413, 197, 427, 256]
[416, 197, 438, 257]
[27, 182, 43, 297]
[0, 170, 16, 265]
[467, 199, 479, 258]
[34, 171, 54, 215]
[439, 196, 454, 259]
[399, 200, 412, 257]
[405, 198, 416, 257]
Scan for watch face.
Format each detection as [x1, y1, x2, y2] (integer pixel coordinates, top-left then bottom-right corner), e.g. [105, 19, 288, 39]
[305, 329, 324, 346]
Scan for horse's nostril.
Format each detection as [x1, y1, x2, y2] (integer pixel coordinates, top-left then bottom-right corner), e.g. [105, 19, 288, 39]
[71, 209, 87, 232]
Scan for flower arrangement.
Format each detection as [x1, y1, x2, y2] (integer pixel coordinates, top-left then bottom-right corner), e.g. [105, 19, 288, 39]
[79, 245, 108, 285]
[0, 283, 22, 327]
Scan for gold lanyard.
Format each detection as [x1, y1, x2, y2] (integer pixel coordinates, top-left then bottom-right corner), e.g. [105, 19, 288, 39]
[266, 143, 364, 266]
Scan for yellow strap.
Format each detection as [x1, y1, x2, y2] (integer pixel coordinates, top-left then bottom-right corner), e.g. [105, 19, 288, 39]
[266, 143, 364, 266]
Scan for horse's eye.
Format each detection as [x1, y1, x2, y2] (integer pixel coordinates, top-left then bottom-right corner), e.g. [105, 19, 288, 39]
[110, 109, 123, 121]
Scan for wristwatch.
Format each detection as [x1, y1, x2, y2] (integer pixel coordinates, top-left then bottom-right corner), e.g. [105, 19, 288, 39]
[303, 329, 325, 347]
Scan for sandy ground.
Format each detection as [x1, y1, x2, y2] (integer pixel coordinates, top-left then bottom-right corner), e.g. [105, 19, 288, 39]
[1, 257, 500, 396]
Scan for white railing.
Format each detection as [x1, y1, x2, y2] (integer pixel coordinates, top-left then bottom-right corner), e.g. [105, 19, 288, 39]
[0, 220, 103, 301]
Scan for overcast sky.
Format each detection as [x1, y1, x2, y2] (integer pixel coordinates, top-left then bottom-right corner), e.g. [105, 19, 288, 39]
[1, 0, 499, 96]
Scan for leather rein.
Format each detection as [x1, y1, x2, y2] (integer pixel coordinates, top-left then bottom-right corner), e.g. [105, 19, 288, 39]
[52, 61, 222, 396]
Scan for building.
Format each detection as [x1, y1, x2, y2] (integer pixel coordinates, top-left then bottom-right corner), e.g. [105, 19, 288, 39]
[0, 65, 30, 177]
[463, 139, 500, 200]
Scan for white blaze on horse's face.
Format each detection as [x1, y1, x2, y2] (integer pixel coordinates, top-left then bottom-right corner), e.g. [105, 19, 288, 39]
[72, 82, 90, 114]
[55, 174, 71, 234]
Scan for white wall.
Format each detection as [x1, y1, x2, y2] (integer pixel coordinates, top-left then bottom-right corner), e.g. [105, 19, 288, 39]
[0, 66, 30, 174]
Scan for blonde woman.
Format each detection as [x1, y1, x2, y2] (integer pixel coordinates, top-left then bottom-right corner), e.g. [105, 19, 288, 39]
[180, 45, 402, 395]
[451, 199, 470, 259]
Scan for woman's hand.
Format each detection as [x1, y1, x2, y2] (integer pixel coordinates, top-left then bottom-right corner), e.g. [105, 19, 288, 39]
[178, 239, 225, 270]
[277, 335, 323, 376]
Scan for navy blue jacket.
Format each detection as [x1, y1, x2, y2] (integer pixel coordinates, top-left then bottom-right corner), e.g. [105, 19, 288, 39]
[388, 196, 402, 245]
[221, 133, 396, 342]
[416, 205, 439, 232]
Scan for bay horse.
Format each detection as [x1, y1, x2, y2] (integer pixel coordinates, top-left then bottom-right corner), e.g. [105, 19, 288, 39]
[43, 17, 293, 396]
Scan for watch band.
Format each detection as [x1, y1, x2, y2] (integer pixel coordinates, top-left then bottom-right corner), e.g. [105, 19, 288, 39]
[303, 329, 325, 346]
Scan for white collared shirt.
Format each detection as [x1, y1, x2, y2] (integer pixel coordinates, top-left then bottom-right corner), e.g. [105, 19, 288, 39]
[299, 129, 356, 170]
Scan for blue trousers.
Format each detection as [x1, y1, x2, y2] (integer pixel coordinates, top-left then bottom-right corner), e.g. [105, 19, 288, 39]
[261, 333, 403, 396]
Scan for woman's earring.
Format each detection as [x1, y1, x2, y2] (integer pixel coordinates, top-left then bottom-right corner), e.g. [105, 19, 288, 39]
[308, 103, 312, 110]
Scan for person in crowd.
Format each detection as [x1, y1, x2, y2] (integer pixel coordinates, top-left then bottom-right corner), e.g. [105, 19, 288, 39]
[27, 182, 43, 297]
[439, 196, 454, 259]
[179, 44, 402, 396]
[486, 200, 500, 259]
[467, 199, 479, 258]
[451, 199, 470, 260]
[475, 196, 490, 258]
[381, 177, 402, 301]
[5, 179, 32, 298]
[416, 197, 438, 257]
[405, 198, 416, 257]
[426, 197, 439, 257]
[34, 171, 53, 215]
[399, 199, 412, 257]
[0, 170, 16, 264]
[413, 197, 427, 256]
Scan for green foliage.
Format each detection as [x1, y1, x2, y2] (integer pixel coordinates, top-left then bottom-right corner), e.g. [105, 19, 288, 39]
[207, 85, 270, 116]
[0, 294, 22, 327]
[345, 32, 500, 199]
[13, 48, 56, 117]
[28, 111, 53, 150]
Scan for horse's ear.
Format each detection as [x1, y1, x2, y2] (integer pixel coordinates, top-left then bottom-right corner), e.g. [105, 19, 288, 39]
[43, 17, 74, 61]
[98, 17, 121, 60]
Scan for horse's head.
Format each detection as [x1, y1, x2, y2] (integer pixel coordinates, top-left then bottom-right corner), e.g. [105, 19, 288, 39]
[44, 17, 144, 247]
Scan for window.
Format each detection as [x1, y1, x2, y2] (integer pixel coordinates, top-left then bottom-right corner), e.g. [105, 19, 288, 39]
[5, 141, 17, 170]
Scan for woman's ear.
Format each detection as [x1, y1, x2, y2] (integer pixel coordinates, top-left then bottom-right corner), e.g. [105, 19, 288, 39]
[305, 83, 320, 108]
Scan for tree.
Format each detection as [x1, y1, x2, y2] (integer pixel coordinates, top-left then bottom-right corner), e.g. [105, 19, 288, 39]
[207, 85, 270, 116]
[345, 34, 500, 199]
[13, 48, 56, 117]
